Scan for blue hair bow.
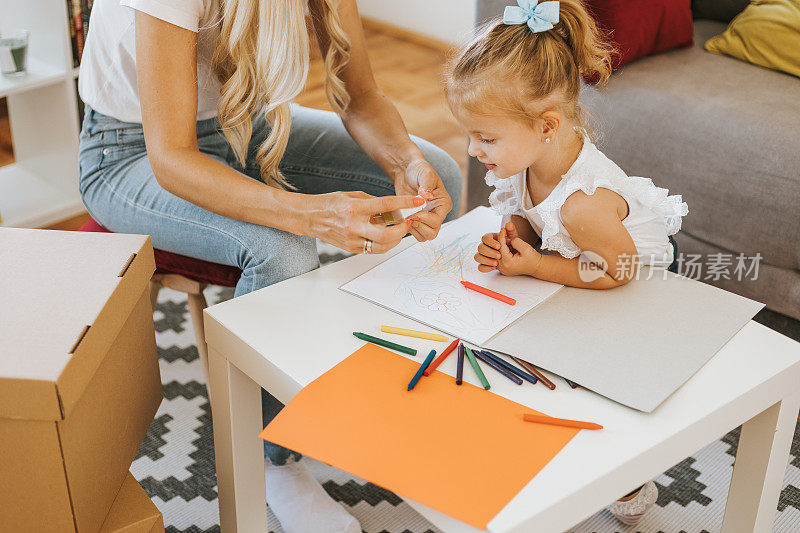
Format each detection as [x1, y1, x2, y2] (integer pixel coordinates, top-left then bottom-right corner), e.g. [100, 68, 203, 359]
[503, 0, 560, 33]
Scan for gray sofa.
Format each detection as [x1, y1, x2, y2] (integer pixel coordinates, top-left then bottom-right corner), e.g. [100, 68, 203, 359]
[467, 1, 800, 323]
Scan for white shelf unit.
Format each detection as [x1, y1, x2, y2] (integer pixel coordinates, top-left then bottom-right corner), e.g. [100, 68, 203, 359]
[0, 0, 85, 228]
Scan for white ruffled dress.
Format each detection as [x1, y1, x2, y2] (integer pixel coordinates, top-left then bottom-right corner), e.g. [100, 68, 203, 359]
[486, 137, 688, 267]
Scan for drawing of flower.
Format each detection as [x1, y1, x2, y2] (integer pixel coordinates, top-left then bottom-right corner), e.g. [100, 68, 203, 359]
[420, 292, 462, 312]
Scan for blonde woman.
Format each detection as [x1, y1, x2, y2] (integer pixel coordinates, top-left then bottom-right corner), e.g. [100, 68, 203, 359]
[78, 0, 460, 530]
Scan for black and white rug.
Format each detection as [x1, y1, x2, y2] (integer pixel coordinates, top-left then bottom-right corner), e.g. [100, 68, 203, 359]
[131, 242, 800, 533]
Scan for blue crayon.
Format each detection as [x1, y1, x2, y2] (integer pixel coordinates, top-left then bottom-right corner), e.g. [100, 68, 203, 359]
[408, 350, 436, 391]
[479, 350, 538, 385]
[474, 350, 523, 385]
[456, 343, 465, 385]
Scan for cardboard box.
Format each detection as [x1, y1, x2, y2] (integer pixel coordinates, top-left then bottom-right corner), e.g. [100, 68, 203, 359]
[0, 229, 162, 533]
[99, 473, 164, 533]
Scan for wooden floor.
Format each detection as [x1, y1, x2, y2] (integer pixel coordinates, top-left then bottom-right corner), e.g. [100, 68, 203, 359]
[0, 19, 466, 231]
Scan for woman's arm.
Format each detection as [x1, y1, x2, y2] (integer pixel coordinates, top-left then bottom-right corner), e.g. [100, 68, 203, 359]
[135, 11, 417, 254]
[308, 0, 454, 240]
[136, 12, 305, 233]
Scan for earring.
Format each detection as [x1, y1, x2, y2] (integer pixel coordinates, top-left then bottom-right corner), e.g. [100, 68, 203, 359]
[545, 138, 551, 144]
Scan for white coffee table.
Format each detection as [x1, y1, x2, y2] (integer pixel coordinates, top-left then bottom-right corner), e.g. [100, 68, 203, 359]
[203, 237, 800, 533]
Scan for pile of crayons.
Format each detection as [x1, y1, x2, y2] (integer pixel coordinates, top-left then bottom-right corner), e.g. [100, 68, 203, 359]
[352, 327, 600, 431]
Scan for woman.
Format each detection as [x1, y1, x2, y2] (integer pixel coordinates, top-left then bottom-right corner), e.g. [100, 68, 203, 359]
[78, 0, 461, 531]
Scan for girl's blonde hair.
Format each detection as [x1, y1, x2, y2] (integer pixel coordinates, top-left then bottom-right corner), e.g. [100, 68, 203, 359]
[446, 0, 612, 129]
[211, 0, 351, 189]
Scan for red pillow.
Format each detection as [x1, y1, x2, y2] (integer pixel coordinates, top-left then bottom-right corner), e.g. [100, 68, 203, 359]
[585, 0, 694, 70]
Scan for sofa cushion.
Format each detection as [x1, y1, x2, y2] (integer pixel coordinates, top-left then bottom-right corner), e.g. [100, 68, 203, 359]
[705, 0, 800, 79]
[580, 20, 800, 272]
[585, 0, 695, 70]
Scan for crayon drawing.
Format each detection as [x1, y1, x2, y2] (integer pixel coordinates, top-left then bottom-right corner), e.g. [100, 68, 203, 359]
[342, 207, 563, 345]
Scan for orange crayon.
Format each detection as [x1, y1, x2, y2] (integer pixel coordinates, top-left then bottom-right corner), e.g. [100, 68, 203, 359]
[460, 280, 516, 305]
[424, 338, 459, 376]
[523, 413, 603, 431]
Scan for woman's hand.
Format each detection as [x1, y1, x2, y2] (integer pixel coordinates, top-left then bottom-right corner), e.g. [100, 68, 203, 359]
[305, 191, 422, 254]
[394, 158, 453, 242]
[497, 227, 542, 277]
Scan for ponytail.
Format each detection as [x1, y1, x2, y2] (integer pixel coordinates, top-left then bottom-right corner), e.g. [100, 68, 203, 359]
[551, 0, 613, 85]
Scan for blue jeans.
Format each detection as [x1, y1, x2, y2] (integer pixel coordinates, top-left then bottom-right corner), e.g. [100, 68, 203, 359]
[79, 105, 462, 465]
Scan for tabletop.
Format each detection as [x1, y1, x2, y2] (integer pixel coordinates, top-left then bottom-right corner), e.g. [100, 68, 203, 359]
[204, 237, 800, 532]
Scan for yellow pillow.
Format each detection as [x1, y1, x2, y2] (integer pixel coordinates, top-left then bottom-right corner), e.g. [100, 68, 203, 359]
[705, 0, 800, 78]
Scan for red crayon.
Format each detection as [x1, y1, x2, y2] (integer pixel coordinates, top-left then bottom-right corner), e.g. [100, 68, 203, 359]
[460, 280, 516, 305]
[424, 338, 459, 376]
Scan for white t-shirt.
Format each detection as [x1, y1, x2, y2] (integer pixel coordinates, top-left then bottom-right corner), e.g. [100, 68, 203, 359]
[78, 0, 221, 123]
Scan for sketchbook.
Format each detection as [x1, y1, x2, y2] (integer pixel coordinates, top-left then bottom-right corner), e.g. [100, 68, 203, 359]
[484, 269, 764, 412]
[342, 207, 763, 412]
[341, 207, 563, 346]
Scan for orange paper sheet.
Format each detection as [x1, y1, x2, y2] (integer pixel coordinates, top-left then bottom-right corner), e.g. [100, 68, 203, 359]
[260, 344, 579, 529]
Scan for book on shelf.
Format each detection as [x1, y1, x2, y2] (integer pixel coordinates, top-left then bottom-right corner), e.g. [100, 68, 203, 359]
[67, 0, 94, 68]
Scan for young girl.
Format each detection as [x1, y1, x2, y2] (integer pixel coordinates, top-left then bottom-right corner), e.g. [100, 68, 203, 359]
[445, 0, 688, 525]
[447, 0, 688, 293]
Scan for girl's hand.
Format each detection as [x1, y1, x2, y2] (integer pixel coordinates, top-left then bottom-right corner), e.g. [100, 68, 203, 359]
[475, 232, 502, 272]
[395, 158, 453, 242]
[502, 220, 519, 246]
[497, 228, 542, 277]
[474, 221, 523, 273]
[306, 191, 421, 254]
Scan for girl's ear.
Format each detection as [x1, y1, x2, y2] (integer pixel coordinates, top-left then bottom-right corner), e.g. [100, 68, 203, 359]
[539, 111, 561, 140]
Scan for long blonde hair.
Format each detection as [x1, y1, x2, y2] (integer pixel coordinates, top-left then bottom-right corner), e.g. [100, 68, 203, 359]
[446, 0, 612, 129]
[211, 0, 351, 189]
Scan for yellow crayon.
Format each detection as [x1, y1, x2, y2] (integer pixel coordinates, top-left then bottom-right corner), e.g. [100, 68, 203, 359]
[380, 326, 448, 342]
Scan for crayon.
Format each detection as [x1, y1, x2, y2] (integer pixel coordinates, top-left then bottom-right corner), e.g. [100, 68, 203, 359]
[408, 350, 437, 391]
[381, 326, 449, 342]
[353, 332, 417, 356]
[460, 280, 516, 305]
[464, 346, 491, 390]
[479, 350, 538, 385]
[474, 350, 523, 385]
[424, 338, 459, 376]
[564, 378, 579, 389]
[456, 343, 465, 385]
[509, 355, 556, 390]
[523, 413, 603, 430]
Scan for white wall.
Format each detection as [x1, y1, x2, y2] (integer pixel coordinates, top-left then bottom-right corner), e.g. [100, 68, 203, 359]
[357, 0, 476, 45]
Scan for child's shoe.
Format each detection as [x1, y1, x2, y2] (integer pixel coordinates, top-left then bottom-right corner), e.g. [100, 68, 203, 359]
[608, 481, 658, 526]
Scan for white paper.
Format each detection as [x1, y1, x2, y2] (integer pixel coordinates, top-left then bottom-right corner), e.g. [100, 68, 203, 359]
[398, 197, 427, 219]
[341, 207, 563, 345]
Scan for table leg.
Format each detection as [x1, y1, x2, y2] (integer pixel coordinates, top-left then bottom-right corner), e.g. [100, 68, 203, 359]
[721, 395, 800, 533]
[208, 348, 268, 533]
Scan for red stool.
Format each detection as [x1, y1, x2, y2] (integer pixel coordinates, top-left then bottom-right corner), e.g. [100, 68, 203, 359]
[79, 218, 242, 380]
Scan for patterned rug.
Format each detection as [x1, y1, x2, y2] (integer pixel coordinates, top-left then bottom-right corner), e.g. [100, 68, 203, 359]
[131, 243, 800, 533]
